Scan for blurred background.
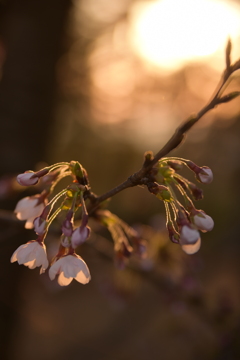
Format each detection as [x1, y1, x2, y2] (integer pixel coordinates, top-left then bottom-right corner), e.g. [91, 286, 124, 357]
[0, 0, 240, 359]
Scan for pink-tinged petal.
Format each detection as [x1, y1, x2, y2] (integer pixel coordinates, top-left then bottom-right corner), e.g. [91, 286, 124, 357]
[58, 272, 73, 286]
[49, 259, 63, 280]
[182, 238, 201, 254]
[25, 219, 35, 229]
[49, 255, 91, 285]
[15, 197, 38, 215]
[75, 269, 91, 284]
[14, 197, 45, 224]
[74, 256, 91, 279]
[10, 250, 19, 263]
[11, 243, 34, 264]
[24, 259, 37, 269]
[10, 241, 48, 273]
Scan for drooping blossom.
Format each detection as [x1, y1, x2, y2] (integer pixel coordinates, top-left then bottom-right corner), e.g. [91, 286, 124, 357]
[49, 254, 91, 286]
[193, 211, 214, 232]
[11, 240, 49, 273]
[14, 196, 46, 229]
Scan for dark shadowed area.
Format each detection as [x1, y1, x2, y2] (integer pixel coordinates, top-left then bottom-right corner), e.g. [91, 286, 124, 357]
[0, 0, 240, 359]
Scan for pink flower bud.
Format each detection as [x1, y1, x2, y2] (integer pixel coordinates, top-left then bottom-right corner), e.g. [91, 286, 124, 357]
[180, 225, 200, 245]
[34, 217, 47, 235]
[62, 219, 73, 237]
[197, 167, 213, 184]
[193, 211, 214, 232]
[71, 226, 90, 248]
[17, 172, 38, 186]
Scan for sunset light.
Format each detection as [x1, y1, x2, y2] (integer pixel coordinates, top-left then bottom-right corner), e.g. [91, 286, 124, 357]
[129, 0, 240, 72]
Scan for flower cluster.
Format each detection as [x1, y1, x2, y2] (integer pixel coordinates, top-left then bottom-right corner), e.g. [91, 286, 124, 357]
[11, 161, 91, 286]
[147, 157, 214, 254]
[11, 157, 214, 286]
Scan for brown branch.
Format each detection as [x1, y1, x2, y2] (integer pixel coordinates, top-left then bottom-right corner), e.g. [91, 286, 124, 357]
[88, 40, 240, 213]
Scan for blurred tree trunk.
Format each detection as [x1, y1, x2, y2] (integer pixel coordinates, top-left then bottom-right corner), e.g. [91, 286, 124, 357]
[0, 1, 72, 359]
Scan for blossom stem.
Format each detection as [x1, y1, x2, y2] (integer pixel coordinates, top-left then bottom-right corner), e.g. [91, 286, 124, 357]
[46, 207, 62, 230]
[49, 171, 72, 193]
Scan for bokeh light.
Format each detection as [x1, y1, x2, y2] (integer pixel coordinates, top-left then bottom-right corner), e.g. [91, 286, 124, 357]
[129, 0, 240, 73]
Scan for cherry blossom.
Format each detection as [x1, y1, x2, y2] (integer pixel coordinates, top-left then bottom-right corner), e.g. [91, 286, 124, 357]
[11, 240, 48, 273]
[14, 196, 45, 229]
[49, 254, 91, 286]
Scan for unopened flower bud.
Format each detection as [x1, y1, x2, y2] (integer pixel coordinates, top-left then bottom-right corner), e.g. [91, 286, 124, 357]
[192, 211, 214, 232]
[61, 235, 71, 248]
[62, 219, 73, 237]
[180, 225, 200, 245]
[197, 167, 213, 184]
[34, 217, 47, 235]
[17, 172, 39, 186]
[71, 225, 90, 248]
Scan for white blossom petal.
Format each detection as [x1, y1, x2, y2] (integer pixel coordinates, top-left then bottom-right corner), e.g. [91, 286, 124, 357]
[181, 238, 201, 254]
[58, 272, 73, 286]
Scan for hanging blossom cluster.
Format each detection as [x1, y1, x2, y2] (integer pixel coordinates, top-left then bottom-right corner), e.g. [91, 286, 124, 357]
[147, 157, 214, 254]
[10, 157, 213, 286]
[11, 162, 92, 286]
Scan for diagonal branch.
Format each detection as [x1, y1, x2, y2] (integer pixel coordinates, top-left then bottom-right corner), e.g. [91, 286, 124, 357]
[88, 40, 240, 213]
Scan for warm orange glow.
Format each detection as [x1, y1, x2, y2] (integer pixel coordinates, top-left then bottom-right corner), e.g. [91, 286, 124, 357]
[129, 0, 240, 72]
